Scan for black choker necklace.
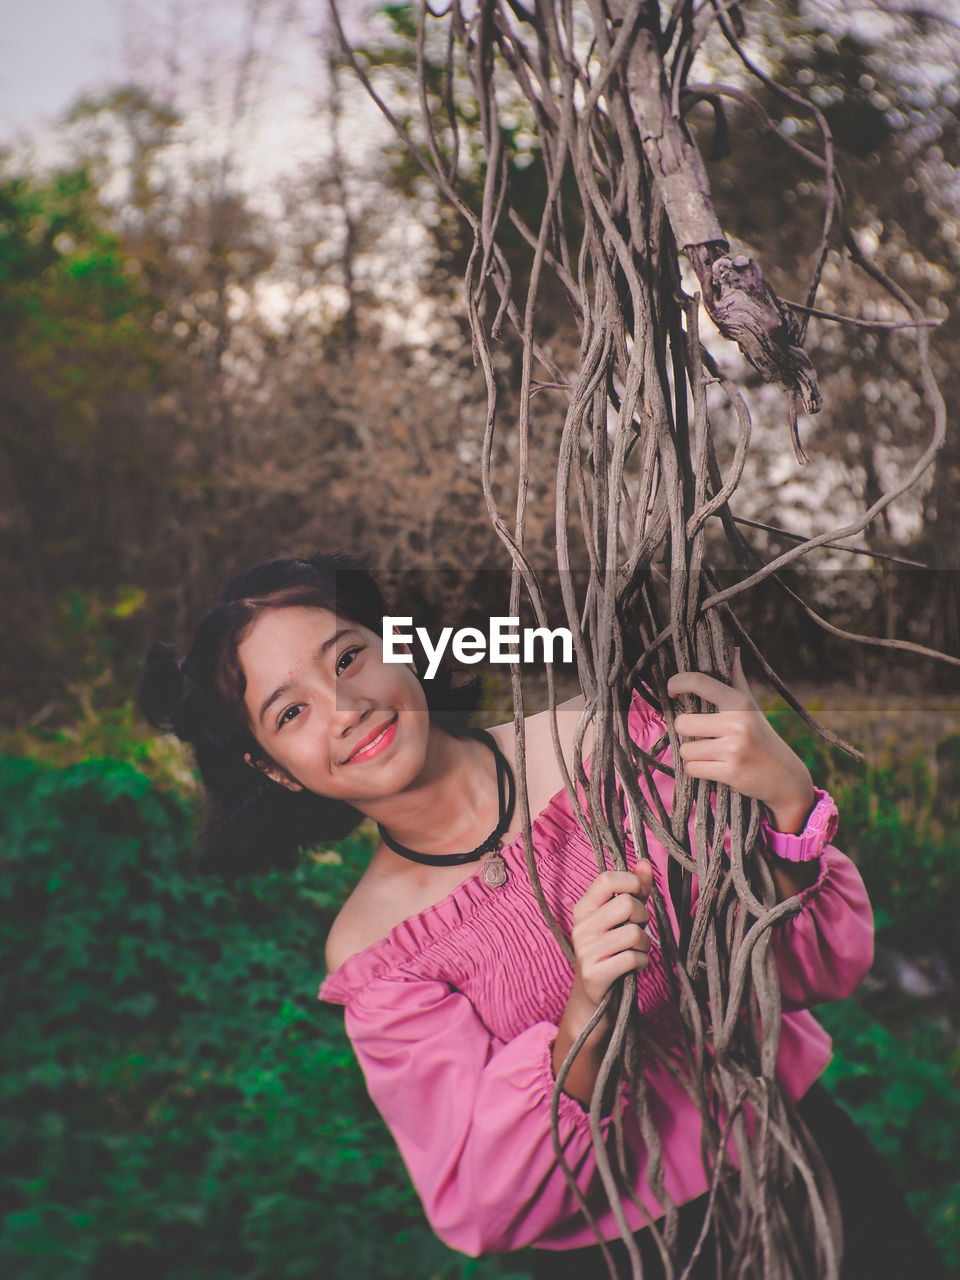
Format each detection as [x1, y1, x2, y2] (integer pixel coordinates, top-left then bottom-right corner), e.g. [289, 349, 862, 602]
[377, 728, 515, 888]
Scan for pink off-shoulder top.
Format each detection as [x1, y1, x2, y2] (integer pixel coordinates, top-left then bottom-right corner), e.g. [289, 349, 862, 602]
[318, 690, 875, 1256]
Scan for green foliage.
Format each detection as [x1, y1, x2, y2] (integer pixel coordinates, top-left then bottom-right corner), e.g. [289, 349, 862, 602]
[0, 164, 161, 402]
[819, 1000, 960, 1270]
[0, 755, 528, 1279]
[765, 704, 960, 950]
[0, 696, 195, 793]
[0, 156, 186, 721]
[767, 703, 960, 1266]
[1, 739, 956, 1274]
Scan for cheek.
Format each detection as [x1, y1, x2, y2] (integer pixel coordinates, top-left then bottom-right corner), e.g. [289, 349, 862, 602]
[407, 674, 432, 714]
[388, 661, 428, 707]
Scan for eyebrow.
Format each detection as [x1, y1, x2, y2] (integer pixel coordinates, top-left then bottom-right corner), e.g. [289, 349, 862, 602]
[257, 626, 359, 726]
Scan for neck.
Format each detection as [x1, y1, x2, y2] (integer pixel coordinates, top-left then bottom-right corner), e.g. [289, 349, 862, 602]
[362, 726, 498, 858]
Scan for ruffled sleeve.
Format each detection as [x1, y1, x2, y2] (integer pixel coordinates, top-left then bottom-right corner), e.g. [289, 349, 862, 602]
[766, 843, 874, 1010]
[341, 975, 617, 1256]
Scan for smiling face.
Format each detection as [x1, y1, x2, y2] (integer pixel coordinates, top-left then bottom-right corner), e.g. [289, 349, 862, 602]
[236, 604, 431, 809]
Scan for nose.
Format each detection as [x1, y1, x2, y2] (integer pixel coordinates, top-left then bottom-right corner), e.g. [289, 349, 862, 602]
[332, 696, 381, 766]
[330, 686, 374, 738]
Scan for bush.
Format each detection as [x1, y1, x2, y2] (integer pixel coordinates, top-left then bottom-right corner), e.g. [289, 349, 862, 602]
[0, 754, 527, 1279]
[768, 704, 960, 1268]
[765, 706, 960, 952]
[3, 735, 956, 1275]
[819, 1000, 960, 1271]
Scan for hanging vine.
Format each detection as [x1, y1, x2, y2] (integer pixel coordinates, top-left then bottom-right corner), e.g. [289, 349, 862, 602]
[329, 1, 953, 1275]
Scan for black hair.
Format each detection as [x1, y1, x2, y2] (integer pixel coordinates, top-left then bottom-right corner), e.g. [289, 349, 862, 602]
[139, 551, 482, 875]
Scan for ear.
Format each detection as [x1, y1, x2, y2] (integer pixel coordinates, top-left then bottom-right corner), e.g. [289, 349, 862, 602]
[243, 752, 304, 793]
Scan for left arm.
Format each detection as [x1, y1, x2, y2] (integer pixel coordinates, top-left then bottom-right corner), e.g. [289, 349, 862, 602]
[667, 649, 819, 904]
[664, 652, 874, 1006]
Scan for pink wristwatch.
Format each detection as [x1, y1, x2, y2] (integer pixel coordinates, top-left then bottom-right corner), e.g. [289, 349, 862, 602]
[761, 787, 838, 863]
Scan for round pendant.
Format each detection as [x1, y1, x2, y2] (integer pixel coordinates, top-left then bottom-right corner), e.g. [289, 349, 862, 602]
[482, 852, 508, 888]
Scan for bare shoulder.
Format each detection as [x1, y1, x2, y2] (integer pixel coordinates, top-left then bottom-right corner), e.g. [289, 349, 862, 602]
[488, 692, 596, 811]
[323, 865, 395, 975]
[526, 692, 594, 760]
[323, 840, 472, 975]
[323, 892, 365, 976]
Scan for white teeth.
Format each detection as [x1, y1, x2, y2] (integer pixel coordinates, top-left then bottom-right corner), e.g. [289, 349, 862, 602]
[351, 720, 392, 761]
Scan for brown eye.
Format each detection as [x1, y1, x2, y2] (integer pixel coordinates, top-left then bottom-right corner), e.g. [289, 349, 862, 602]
[336, 647, 362, 676]
[278, 704, 304, 728]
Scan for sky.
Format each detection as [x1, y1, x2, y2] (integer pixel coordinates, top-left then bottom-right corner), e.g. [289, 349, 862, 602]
[0, 0, 397, 197]
[0, 0, 123, 142]
[0, 0, 336, 182]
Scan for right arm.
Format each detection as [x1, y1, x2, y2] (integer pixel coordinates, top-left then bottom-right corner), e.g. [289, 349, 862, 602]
[341, 976, 625, 1255]
[551, 866, 654, 1106]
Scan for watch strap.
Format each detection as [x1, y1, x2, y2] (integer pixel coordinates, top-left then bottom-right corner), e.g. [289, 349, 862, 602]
[761, 787, 838, 863]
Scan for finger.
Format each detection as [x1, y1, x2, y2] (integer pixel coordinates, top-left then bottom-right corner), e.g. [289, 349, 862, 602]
[677, 758, 737, 786]
[585, 927, 651, 970]
[601, 922, 651, 956]
[673, 710, 740, 739]
[573, 870, 646, 922]
[590, 869, 645, 899]
[573, 890, 649, 940]
[666, 670, 745, 712]
[631, 897, 650, 927]
[585, 948, 650, 997]
[572, 884, 650, 941]
[731, 647, 751, 697]
[581, 913, 649, 952]
[677, 738, 731, 763]
[587, 891, 650, 931]
[633, 857, 654, 895]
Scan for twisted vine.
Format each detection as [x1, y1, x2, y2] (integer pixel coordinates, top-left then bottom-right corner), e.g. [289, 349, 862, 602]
[330, 1, 952, 1274]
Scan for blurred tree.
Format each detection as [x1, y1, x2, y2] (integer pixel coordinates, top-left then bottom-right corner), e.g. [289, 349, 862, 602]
[685, 2, 960, 671]
[2, 0, 958, 732]
[0, 160, 179, 716]
[341, 0, 959, 682]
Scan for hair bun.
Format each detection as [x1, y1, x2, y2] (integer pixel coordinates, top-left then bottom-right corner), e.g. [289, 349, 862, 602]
[138, 642, 187, 732]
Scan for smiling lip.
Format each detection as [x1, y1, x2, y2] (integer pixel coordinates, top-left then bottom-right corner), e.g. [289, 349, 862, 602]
[343, 715, 398, 764]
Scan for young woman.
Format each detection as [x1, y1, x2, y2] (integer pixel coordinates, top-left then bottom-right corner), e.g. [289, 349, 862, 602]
[140, 552, 949, 1279]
